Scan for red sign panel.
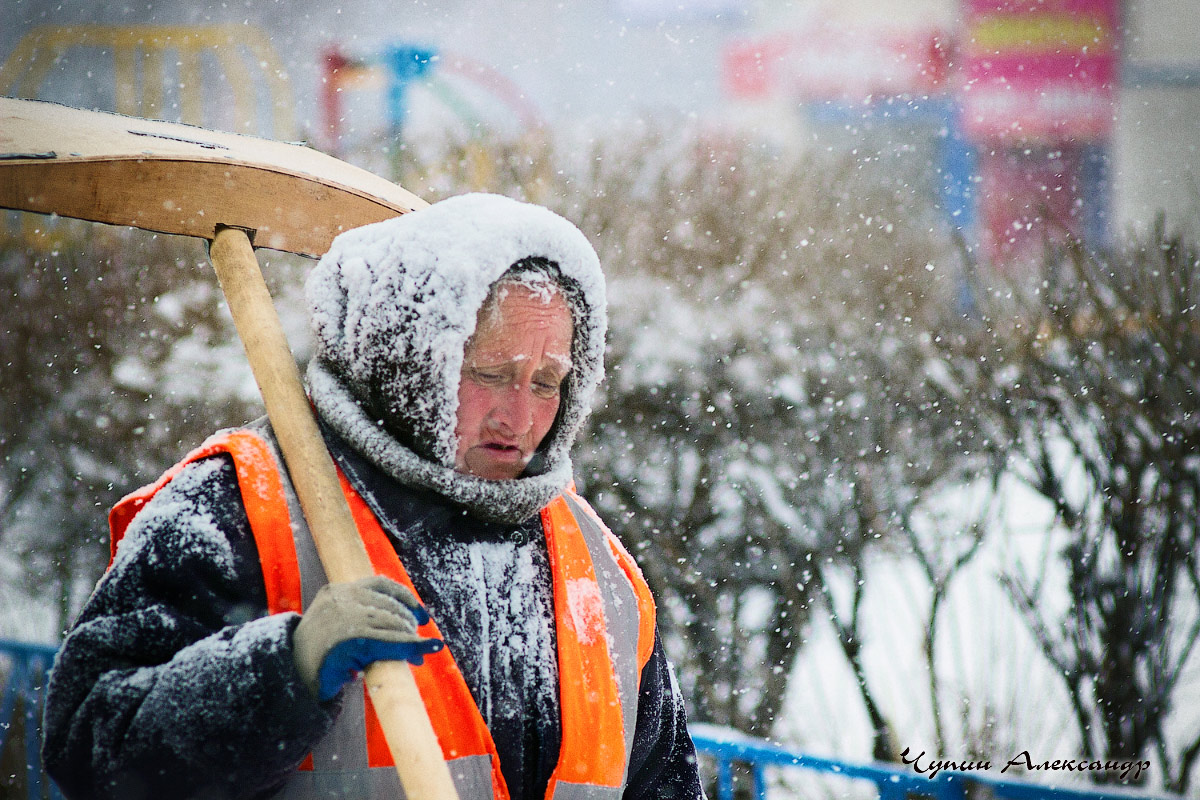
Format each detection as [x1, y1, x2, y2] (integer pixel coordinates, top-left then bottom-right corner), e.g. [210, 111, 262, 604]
[978, 145, 1088, 263]
[960, 0, 1119, 143]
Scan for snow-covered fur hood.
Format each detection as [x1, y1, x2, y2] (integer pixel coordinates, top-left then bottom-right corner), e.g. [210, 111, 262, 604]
[306, 193, 607, 523]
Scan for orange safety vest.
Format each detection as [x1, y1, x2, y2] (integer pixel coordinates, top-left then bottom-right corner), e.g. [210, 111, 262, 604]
[110, 426, 657, 800]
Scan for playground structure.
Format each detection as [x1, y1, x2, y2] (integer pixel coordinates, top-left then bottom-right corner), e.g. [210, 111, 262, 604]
[0, 25, 552, 207]
[320, 44, 542, 154]
[0, 24, 295, 139]
[318, 42, 550, 196]
[0, 26, 552, 245]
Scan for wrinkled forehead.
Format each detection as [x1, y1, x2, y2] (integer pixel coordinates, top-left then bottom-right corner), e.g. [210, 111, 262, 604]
[472, 274, 573, 334]
[481, 269, 567, 315]
[467, 280, 575, 361]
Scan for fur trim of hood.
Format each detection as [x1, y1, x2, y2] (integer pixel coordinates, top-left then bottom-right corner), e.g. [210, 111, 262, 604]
[305, 193, 606, 523]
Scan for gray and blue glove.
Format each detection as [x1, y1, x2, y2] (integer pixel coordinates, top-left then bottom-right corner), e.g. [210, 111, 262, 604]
[292, 575, 443, 702]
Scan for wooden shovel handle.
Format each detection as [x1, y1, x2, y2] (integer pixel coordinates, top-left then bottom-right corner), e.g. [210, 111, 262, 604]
[209, 226, 459, 800]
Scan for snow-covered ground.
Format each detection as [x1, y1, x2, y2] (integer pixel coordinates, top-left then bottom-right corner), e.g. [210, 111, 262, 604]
[771, 474, 1200, 795]
[779, 477, 1071, 748]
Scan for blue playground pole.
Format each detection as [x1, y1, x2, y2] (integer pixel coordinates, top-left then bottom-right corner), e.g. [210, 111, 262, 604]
[385, 44, 438, 140]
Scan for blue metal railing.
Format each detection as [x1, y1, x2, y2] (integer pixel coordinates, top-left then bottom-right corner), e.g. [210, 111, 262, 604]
[0, 638, 62, 800]
[0, 638, 1180, 800]
[690, 724, 1177, 800]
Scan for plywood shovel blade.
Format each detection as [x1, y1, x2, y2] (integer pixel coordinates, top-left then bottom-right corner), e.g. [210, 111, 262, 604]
[0, 98, 459, 800]
[0, 96, 427, 254]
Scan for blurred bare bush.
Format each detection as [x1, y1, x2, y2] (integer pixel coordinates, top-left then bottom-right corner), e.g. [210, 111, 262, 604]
[0, 227, 280, 634]
[935, 219, 1200, 791]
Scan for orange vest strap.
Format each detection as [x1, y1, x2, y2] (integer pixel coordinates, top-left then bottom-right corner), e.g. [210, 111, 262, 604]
[564, 487, 658, 671]
[542, 496, 627, 790]
[108, 430, 303, 614]
[336, 470, 508, 797]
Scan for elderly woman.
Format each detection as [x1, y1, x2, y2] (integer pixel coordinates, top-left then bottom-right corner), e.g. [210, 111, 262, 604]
[42, 194, 704, 800]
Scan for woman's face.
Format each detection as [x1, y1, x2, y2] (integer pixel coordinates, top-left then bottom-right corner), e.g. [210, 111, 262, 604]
[454, 283, 573, 480]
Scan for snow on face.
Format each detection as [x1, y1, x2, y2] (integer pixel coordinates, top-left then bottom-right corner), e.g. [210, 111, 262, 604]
[307, 193, 606, 471]
[455, 284, 574, 480]
[306, 193, 607, 521]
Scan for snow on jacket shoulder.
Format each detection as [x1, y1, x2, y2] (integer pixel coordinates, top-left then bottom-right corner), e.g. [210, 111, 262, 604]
[42, 453, 333, 800]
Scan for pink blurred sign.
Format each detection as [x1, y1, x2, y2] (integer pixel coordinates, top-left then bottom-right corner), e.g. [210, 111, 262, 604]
[723, 23, 949, 103]
[978, 145, 1087, 263]
[961, 0, 1119, 142]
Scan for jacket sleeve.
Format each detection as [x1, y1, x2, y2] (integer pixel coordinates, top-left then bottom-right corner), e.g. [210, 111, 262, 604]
[623, 632, 706, 800]
[42, 455, 337, 800]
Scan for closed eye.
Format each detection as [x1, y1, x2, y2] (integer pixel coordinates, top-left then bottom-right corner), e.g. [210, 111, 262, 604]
[469, 367, 509, 386]
[532, 380, 562, 399]
[532, 368, 567, 399]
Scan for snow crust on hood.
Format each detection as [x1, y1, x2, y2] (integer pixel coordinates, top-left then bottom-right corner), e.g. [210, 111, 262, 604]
[306, 193, 607, 523]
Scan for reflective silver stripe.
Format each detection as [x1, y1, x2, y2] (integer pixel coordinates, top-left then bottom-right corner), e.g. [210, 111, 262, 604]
[308, 677, 369, 771]
[277, 755, 489, 800]
[562, 494, 643, 780]
[552, 782, 624, 800]
[280, 765, 401, 799]
[286, 472, 328, 611]
[448, 754, 495, 800]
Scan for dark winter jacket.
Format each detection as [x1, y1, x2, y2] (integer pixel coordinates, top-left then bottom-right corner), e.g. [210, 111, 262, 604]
[42, 426, 703, 800]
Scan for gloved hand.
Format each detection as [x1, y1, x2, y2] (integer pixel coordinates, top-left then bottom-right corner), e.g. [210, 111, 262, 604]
[293, 575, 444, 702]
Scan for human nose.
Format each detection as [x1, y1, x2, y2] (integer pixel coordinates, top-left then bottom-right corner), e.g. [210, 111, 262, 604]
[486, 384, 534, 435]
